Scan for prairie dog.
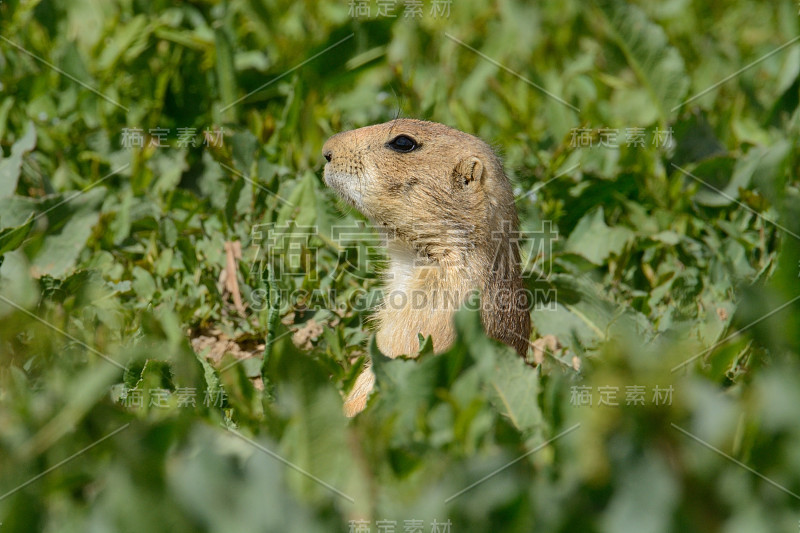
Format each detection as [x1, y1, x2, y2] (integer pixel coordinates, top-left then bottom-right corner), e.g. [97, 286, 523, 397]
[322, 119, 531, 416]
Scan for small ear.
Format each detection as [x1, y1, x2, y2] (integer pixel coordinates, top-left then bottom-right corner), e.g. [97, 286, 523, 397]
[452, 156, 484, 188]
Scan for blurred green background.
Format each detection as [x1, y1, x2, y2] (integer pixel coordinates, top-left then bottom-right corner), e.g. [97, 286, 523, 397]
[1, 0, 799, 531]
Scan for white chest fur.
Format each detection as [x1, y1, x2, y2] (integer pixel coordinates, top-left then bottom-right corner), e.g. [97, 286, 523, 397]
[375, 241, 474, 356]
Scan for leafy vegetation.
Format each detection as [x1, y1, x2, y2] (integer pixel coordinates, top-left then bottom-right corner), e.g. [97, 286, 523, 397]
[1, 0, 799, 531]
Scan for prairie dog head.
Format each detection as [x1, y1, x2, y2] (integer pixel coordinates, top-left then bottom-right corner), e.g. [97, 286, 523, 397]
[322, 119, 517, 263]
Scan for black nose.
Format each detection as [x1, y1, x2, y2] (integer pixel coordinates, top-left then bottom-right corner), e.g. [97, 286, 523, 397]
[323, 150, 332, 162]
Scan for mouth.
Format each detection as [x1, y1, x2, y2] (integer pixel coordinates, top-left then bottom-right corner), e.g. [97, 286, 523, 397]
[322, 165, 331, 187]
[323, 167, 363, 210]
[322, 166, 343, 193]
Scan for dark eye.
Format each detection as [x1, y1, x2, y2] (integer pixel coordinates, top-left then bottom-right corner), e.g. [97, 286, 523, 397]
[386, 135, 418, 153]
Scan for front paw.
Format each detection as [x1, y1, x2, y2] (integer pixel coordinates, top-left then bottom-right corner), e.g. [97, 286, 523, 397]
[343, 367, 376, 417]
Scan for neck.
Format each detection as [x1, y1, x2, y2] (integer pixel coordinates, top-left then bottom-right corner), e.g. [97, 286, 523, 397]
[375, 237, 529, 358]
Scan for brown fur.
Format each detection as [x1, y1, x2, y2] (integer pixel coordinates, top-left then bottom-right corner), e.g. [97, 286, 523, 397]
[322, 119, 531, 416]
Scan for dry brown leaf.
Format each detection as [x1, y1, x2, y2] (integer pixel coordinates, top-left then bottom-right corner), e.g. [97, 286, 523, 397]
[220, 241, 246, 317]
[292, 319, 324, 350]
[531, 334, 560, 365]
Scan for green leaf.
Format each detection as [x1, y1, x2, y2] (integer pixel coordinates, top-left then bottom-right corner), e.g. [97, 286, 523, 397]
[749, 139, 792, 206]
[0, 213, 34, 255]
[488, 351, 542, 438]
[214, 27, 238, 122]
[25, 363, 122, 457]
[30, 211, 100, 278]
[150, 150, 188, 195]
[532, 275, 611, 349]
[0, 121, 37, 198]
[132, 266, 157, 300]
[168, 426, 338, 533]
[96, 15, 149, 70]
[276, 171, 317, 229]
[224, 174, 245, 229]
[596, 0, 689, 123]
[600, 452, 679, 533]
[690, 156, 740, 206]
[565, 206, 635, 265]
